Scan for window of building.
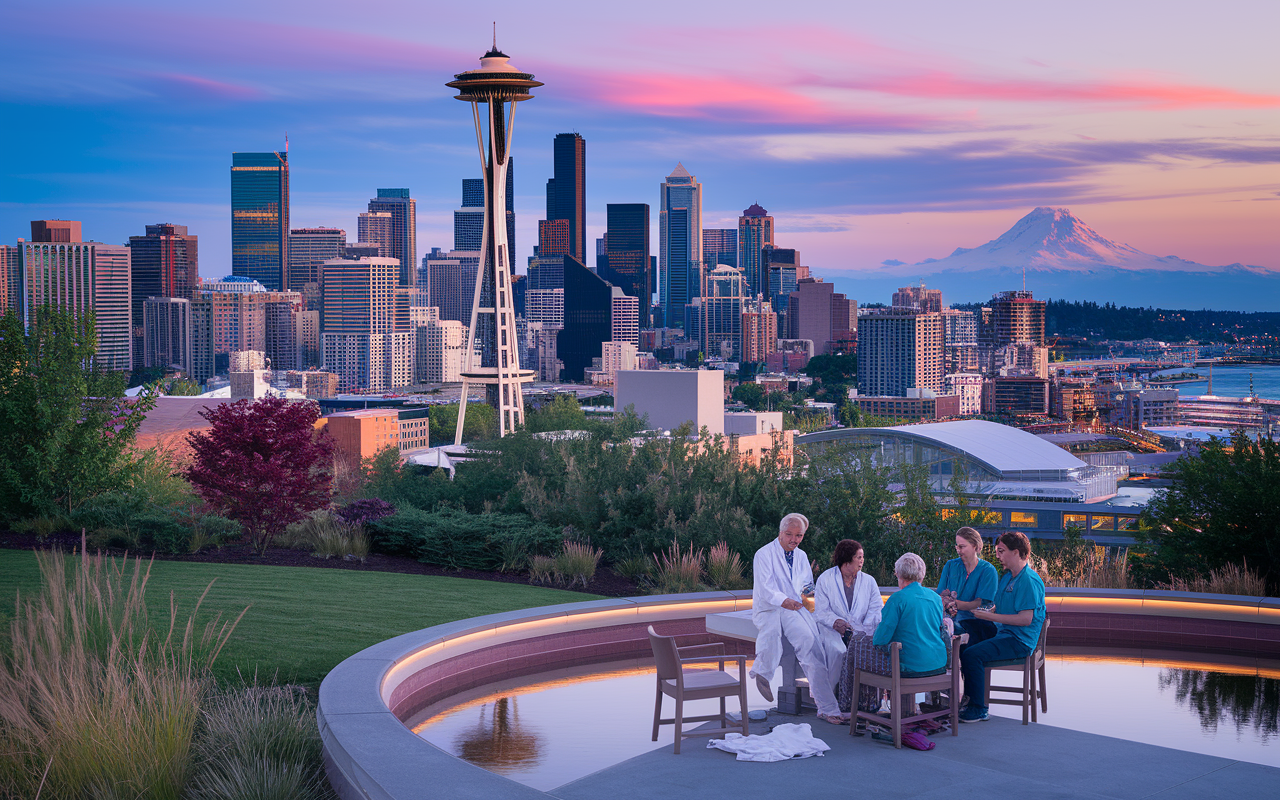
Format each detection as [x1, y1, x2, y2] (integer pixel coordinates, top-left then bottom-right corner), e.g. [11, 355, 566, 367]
[1064, 513, 1086, 529]
[1090, 516, 1115, 531]
[1117, 517, 1138, 531]
[1010, 511, 1037, 528]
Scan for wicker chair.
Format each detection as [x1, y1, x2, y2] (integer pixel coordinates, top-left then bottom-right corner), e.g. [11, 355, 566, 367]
[984, 617, 1049, 724]
[852, 633, 967, 749]
[648, 626, 749, 754]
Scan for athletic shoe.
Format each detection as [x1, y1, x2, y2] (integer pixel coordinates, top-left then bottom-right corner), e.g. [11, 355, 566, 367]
[959, 706, 989, 723]
[754, 673, 774, 702]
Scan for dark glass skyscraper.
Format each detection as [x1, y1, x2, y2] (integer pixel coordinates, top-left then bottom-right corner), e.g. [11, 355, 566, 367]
[557, 255, 612, 382]
[127, 223, 198, 357]
[367, 188, 417, 289]
[547, 133, 585, 262]
[599, 203, 651, 328]
[231, 151, 289, 291]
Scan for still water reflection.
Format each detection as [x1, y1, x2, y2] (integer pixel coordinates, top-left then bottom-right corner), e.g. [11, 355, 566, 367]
[410, 652, 1280, 791]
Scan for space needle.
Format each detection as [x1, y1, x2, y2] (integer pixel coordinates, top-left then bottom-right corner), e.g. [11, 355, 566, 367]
[447, 39, 542, 444]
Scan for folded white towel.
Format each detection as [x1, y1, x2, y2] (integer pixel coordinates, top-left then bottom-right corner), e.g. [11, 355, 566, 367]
[707, 723, 831, 762]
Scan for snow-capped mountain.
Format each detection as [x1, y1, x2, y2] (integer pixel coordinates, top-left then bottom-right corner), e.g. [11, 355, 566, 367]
[897, 207, 1269, 275]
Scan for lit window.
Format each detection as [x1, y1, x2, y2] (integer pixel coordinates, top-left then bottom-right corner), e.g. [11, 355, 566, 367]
[1064, 513, 1086, 529]
[1091, 516, 1115, 531]
[1010, 511, 1037, 528]
[1117, 517, 1138, 531]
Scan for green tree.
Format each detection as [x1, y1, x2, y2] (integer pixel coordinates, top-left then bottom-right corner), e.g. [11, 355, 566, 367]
[428, 402, 498, 444]
[732, 382, 766, 411]
[1138, 431, 1280, 589]
[800, 442, 893, 567]
[803, 353, 857, 385]
[524, 395, 590, 433]
[0, 307, 155, 518]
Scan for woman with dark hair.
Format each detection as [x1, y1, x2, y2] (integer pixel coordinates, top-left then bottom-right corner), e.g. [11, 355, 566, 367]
[935, 526, 1000, 648]
[813, 539, 882, 723]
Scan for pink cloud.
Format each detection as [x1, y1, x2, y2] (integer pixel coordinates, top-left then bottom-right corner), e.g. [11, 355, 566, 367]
[148, 72, 264, 101]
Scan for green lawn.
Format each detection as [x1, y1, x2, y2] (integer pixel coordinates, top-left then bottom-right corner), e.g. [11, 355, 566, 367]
[0, 550, 601, 687]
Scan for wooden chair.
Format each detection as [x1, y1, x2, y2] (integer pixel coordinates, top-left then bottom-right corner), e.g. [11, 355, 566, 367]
[984, 617, 1050, 724]
[852, 633, 967, 749]
[648, 625, 749, 754]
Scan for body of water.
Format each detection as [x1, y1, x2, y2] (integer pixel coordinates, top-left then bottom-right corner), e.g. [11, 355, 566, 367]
[1153, 364, 1280, 399]
[411, 652, 1280, 791]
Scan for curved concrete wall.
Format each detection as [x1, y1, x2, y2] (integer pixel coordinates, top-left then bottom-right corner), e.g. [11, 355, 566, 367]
[318, 588, 1280, 800]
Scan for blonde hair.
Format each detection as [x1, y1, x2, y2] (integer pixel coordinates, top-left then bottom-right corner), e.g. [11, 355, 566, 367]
[779, 512, 809, 535]
[956, 527, 983, 551]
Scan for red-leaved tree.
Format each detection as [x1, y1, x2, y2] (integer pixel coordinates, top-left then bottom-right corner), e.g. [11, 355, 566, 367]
[185, 396, 334, 553]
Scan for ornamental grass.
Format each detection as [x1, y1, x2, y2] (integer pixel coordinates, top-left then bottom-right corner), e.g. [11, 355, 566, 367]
[706, 541, 749, 590]
[651, 540, 704, 594]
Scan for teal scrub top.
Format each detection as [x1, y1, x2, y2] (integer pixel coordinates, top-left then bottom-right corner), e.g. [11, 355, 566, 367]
[935, 557, 999, 622]
[994, 565, 1046, 650]
[873, 581, 947, 674]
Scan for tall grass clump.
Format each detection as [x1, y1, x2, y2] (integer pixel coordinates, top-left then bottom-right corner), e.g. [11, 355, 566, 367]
[1159, 560, 1268, 597]
[528, 555, 557, 585]
[555, 540, 602, 589]
[652, 540, 704, 594]
[283, 511, 368, 563]
[0, 550, 245, 800]
[187, 685, 331, 800]
[706, 541, 748, 590]
[613, 555, 653, 588]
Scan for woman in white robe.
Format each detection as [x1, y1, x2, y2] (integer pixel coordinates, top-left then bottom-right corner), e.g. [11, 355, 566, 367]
[813, 539, 883, 720]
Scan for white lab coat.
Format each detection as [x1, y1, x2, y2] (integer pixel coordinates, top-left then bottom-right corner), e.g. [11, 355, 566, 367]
[812, 566, 883, 679]
[750, 538, 839, 716]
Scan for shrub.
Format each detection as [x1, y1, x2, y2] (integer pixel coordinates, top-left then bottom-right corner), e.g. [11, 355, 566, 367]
[335, 497, 397, 526]
[528, 555, 557, 585]
[652, 540, 704, 594]
[367, 507, 560, 571]
[1158, 560, 1268, 597]
[706, 541, 748, 590]
[614, 555, 653, 586]
[555, 540, 602, 588]
[498, 536, 526, 573]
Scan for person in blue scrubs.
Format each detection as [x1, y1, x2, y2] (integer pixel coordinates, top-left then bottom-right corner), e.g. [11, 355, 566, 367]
[935, 526, 999, 648]
[958, 531, 1046, 723]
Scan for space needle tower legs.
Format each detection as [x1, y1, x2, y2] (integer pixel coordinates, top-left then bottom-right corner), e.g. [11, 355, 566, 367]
[447, 44, 542, 445]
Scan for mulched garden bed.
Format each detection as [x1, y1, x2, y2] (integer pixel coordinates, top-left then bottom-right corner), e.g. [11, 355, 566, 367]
[0, 530, 642, 598]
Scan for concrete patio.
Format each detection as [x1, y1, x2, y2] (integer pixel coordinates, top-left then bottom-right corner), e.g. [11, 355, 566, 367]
[551, 712, 1278, 800]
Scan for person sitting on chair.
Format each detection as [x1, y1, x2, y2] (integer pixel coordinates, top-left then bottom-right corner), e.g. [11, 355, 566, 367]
[748, 513, 840, 724]
[958, 531, 1047, 723]
[814, 539, 882, 723]
[936, 527, 999, 648]
[840, 553, 949, 717]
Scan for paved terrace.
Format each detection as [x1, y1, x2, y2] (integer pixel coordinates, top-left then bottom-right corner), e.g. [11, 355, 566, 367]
[553, 712, 1275, 800]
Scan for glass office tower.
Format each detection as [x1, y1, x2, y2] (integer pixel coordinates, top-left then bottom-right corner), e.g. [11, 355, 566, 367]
[367, 188, 417, 289]
[548, 134, 585, 262]
[599, 203, 651, 328]
[231, 151, 289, 291]
[659, 163, 701, 332]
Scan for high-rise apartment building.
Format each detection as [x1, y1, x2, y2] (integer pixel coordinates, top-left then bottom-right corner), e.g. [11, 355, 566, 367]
[320, 257, 413, 392]
[741, 297, 778, 364]
[357, 212, 394, 258]
[659, 163, 702, 332]
[190, 295, 215, 383]
[892, 284, 943, 313]
[557, 255, 613, 382]
[547, 134, 585, 262]
[702, 228, 737, 269]
[611, 293, 639, 347]
[786, 279, 855, 356]
[231, 151, 289, 291]
[987, 290, 1045, 346]
[1, 245, 20, 314]
[142, 296, 192, 372]
[128, 223, 198, 357]
[417, 318, 467, 383]
[454, 180, 484, 251]
[19, 222, 131, 370]
[737, 203, 774, 292]
[599, 204, 651, 328]
[288, 227, 345, 296]
[857, 310, 944, 397]
[367, 189, 417, 289]
[700, 265, 747, 360]
[264, 298, 302, 370]
[423, 252, 480, 324]
[940, 308, 979, 373]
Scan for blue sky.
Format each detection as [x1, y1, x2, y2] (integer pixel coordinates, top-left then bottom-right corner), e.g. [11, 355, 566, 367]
[3, 0, 1277, 293]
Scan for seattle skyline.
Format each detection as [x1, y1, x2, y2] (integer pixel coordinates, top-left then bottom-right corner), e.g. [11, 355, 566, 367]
[2, 0, 1278, 290]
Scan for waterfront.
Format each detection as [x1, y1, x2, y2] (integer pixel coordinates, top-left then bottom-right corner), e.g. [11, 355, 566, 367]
[1154, 364, 1280, 399]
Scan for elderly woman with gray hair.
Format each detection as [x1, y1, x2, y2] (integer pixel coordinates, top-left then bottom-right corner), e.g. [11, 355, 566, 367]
[837, 552, 951, 717]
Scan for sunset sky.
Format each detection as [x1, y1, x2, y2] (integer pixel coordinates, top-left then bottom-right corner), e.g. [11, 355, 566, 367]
[3, 0, 1277, 281]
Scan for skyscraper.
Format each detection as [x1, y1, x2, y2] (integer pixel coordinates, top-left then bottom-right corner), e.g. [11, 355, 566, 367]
[611, 293, 639, 347]
[0, 245, 18, 314]
[288, 227, 345, 296]
[231, 151, 289, 291]
[893, 284, 943, 313]
[857, 310, 944, 397]
[320, 257, 413, 392]
[93, 245, 133, 372]
[367, 189, 417, 289]
[786, 278, 855, 356]
[128, 223, 198, 357]
[357, 212, 394, 258]
[741, 297, 778, 364]
[988, 290, 1046, 345]
[454, 180, 484, 251]
[446, 44, 539, 438]
[143, 296, 192, 372]
[599, 203, 651, 328]
[701, 228, 737, 269]
[700, 265, 747, 360]
[737, 203, 774, 292]
[659, 163, 701, 332]
[537, 219, 570, 256]
[557, 255, 614, 382]
[547, 133, 585, 262]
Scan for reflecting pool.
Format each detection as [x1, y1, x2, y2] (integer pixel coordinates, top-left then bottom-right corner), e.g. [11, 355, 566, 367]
[409, 649, 1280, 791]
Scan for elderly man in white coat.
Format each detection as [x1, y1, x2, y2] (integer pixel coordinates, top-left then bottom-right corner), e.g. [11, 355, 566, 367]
[748, 513, 842, 724]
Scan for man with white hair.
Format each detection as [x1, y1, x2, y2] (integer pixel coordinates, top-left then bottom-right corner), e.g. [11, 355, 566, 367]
[749, 513, 843, 724]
